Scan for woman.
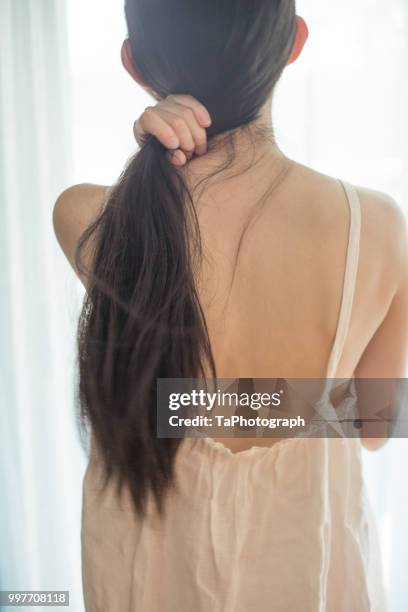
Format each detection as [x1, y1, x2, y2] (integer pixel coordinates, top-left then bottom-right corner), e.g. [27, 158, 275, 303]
[53, 1, 408, 610]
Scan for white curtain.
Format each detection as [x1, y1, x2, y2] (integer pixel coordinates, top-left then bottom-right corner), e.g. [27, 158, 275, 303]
[1, 0, 408, 610]
[0, 1, 85, 610]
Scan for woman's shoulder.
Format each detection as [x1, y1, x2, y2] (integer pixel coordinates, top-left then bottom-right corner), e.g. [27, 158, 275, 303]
[53, 183, 111, 225]
[53, 183, 112, 283]
[291, 163, 407, 286]
[296, 164, 406, 250]
[354, 184, 405, 233]
[354, 184, 408, 286]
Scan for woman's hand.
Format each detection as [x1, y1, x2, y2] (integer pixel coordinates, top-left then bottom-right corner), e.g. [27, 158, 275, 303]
[133, 94, 212, 166]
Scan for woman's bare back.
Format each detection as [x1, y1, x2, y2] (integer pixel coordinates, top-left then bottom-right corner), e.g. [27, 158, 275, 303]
[53, 155, 408, 453]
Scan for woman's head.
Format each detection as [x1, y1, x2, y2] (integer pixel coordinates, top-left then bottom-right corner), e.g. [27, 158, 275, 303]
[76, 1, 308, 520]
[122, 0, 307, 139]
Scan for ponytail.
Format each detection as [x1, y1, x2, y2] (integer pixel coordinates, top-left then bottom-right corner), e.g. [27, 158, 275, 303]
[77, 0, 297, 518]
[76, 135, 216, 517]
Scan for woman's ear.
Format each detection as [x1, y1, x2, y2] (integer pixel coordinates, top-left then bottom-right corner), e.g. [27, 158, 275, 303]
[121, 39, 146, 86]
[287, 16, 309, 65]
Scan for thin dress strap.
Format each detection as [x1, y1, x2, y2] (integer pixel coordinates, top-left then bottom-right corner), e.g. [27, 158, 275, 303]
[325, 180, 362, 379]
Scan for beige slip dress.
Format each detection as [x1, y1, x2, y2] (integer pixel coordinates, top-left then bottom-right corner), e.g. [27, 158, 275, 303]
[81, 180, 387, 612]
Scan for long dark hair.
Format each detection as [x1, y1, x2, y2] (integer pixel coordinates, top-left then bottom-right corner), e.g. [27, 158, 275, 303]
[76, 0, 297, 517]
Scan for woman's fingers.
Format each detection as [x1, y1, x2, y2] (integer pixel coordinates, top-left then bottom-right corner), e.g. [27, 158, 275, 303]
[158, 108, 197, 155]
[134, 94, 212, 166]
[166, 150, 187, 166]
[133, 108, 180, 150]
[164, 97, 209, 157]
[166, 94, 212, 128]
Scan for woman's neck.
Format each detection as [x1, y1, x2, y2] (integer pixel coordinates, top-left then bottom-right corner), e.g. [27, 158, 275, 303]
[185, 96, 287, 178]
